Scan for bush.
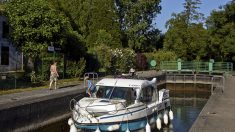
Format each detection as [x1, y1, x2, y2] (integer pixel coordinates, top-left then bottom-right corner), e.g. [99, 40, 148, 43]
[66, 58, 86, 78]
[110, 48, 136, 73]
[96, 44, 112, 72]
[95, 46, 136, 74]
[35, 52, 64, 82]
[144, 50, 177, 70]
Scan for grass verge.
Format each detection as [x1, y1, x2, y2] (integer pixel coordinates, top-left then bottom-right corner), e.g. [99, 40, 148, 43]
[0, 78, 82, 95]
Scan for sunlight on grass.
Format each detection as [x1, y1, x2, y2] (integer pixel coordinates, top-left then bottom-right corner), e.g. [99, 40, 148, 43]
[0, 86, 46, 95]
[0, 78, 82, 95]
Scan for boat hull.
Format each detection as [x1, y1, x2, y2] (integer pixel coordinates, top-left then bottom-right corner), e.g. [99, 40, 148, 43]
[74, 107, 170, 132]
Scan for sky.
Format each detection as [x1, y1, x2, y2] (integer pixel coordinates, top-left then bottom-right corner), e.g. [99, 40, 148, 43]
[155, 0, 231, 33]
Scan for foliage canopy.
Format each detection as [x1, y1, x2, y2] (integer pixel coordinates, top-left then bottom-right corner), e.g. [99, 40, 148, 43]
[206, 0, 235, 61]
[6, 0, 70, 58]
[164, 0, 208, 60]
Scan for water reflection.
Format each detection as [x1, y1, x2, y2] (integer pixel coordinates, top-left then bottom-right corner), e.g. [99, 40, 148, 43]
[164, 83, 210, 132]
[32, 118, 69, 132]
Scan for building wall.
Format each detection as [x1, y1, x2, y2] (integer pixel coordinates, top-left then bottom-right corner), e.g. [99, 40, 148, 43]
[0, 15, 23, 73]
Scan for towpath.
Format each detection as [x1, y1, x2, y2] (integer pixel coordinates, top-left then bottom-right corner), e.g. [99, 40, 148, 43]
[190, 75, 235, 132]
[0, 83, 85, 110]
[0, 83, 86, 132]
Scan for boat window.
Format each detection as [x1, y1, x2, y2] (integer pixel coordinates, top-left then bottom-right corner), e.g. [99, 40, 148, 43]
[96, 86, 135, 105]
[110, 87, 127, 100]
[140, 86, 154, 103]
[96, 86, 113, 99]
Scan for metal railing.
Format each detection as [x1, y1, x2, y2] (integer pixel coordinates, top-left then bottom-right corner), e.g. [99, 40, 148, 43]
[160, 61, 178, 71]
[211, 76, 225, 93]
[213, 62, 233, 73]
[160, 61, 233, 74]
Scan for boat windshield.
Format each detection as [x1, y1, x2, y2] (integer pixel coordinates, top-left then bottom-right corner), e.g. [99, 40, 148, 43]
[96, 86, 133, 101]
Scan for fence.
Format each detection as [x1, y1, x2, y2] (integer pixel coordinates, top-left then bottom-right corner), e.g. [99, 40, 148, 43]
[160, 61, 233, 74]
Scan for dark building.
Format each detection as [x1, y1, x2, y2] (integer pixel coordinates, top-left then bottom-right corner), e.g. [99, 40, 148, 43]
[0, 15, 23, 73]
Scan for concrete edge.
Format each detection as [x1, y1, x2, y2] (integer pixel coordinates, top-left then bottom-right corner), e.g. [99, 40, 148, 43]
[13, 113, 71, 132]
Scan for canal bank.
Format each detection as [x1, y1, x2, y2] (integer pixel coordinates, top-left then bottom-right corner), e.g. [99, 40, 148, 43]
[190, 75, 235, 132]
[0, 84, 86, 132]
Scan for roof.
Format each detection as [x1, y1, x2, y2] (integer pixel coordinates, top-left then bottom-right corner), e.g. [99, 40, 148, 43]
[96, 78, 156, 88]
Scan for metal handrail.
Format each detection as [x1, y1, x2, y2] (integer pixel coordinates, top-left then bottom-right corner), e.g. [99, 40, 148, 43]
[83, 72, 99, 89]
[211, 75, 225, 94]
[161, 61, 233, 74]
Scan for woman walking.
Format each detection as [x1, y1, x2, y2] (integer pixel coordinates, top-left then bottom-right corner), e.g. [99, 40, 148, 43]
[49, 61, 59, 90]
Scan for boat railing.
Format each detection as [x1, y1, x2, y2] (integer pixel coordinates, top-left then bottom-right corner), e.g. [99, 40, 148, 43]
[69, 98, 94, 118]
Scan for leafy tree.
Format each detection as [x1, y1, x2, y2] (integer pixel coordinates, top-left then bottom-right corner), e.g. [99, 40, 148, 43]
[50, 0, 88, 44]
[164, 0, 208, 60]
[5, 0, 69, 59]
[52, 0, 162, 52]
[116, 0, 161, 51]
[96, 44, 112, 72]
[45, 0, 86, 61]
[206, 1, 235, 62]
[183, 0, 204, 25]
[86, 0, 122, 50]
[144, 29, 162, 51]
[53, 0, 122, 52]
[95, 29, 117, 48]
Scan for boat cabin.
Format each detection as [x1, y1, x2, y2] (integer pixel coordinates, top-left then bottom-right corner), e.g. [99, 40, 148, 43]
[94, 78, 159, 106]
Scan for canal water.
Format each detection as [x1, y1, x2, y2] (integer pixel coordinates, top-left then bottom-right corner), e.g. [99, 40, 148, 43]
[34, 84, 210, 132]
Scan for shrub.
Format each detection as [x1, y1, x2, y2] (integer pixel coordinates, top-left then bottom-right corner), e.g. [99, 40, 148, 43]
[36, 52, 63, 82]
[66, 58, 86, 78]
[95, 46, 136, 74]
[111, 48, 136, 73]
[144, 50, 177, 70]
[96, 44, 112, 72]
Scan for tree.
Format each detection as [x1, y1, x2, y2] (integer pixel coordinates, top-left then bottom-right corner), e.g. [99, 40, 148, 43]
[48, 0, 87, 62]
[95, 30, 116, 48]
[183, 0, 204, 25]
[51, 0, 162, 52]
[86, 0, 122, 50]
[116, 0, 161, 51]
[5, 0, 69, 59]
[54, 0, 122, 50]
[164, 0, 208, 60]
[206, 1, 235, 62]
[50, 0, 90, 46]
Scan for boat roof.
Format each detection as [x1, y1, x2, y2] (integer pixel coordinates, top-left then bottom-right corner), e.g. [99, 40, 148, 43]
[96, 78, 155, 88]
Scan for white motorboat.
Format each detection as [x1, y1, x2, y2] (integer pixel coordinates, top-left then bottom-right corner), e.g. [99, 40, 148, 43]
[68, 77, 172, 132]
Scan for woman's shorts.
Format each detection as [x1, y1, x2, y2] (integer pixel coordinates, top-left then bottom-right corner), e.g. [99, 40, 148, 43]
[50, 74, 58, 82]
